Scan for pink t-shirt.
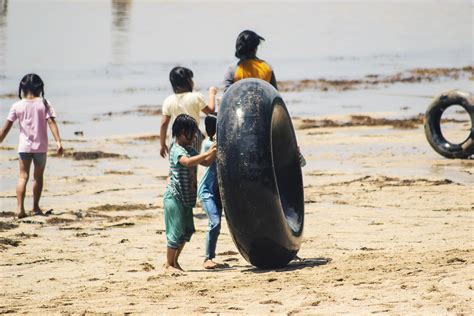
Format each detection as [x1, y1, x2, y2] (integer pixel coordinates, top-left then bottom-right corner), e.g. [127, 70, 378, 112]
[7, 98, 56, 153]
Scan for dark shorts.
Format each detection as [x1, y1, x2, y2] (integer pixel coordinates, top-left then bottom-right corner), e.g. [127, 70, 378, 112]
[19, 152, 47, 167]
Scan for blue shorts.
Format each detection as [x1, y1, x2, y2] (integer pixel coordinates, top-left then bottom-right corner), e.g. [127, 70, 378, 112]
[19, 153, 47, 167]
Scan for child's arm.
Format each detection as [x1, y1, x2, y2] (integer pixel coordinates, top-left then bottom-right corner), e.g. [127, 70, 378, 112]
[200, 143, 217, 167]
[178, 143, 216, 168]
[0, 120, 13, 143]
[47, 118, 64, 156]
[201, 87, 217, 115]
[160, 115, 171, 158]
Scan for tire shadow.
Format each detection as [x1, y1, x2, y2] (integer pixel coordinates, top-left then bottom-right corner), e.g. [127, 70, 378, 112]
[242, 257, 332, 273]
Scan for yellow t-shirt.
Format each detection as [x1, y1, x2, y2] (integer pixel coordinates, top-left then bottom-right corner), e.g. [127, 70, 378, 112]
[233, 59, 273, 83]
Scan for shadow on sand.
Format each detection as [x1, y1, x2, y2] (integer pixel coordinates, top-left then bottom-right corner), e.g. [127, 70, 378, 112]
[242, 257, 332, 273]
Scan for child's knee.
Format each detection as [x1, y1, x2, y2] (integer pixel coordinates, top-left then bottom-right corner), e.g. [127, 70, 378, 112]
[18, 172, 29, 181]
[33, 173, 44, 181]
[209, 217, 221, 230]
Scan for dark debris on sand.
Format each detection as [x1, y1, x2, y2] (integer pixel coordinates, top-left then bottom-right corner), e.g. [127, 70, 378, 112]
[0, 212, 16, 218]
[87, 203, 154, 212]
[104, 170, 134, 175]
[100, 105, 162, 118]
[298, 114, 468, 130]
[278, 66, 474, 92]
[45, 217, 76, 225]
[0, 237, 21, 248]
[0, 92, 17, 98]
[327, 175, 458, 188]
[0, 222, 19, 232]
[65, 151, 129, 161]
[134, 135, 160, 142]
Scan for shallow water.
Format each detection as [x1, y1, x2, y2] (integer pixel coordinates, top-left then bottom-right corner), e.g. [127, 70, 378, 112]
[0, 1, 472, 193]
[0, 1, 471, 138]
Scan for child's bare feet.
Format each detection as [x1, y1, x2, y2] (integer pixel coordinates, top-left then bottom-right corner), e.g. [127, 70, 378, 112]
[164, 264, 185, 276]
[174, 261, 183, 271]
[203, 259, 218, 269]
[32, 208, 44, 216]
[17, 211, 27, 219]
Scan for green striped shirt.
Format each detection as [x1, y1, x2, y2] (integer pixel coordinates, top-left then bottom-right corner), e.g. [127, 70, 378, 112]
[167, 143, 199, 207]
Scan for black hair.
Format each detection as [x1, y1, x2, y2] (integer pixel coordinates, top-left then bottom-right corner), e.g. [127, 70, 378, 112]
[235, 30, 265, 60]
[172, 114, 198, 141]
[18, 73, 49, 108]
[169, 66, 194, 94]
[205, 114, 217, 141]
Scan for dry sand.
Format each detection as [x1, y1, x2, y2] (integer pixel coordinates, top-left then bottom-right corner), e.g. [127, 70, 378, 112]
[0, 116, 473, 314]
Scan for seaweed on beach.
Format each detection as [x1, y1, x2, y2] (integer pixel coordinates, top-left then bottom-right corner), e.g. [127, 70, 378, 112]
[0, 237, 21, 248]
[327, 175, 458, 188]
[278, 66, 474, 92]
[0, 222, 19, 232]
[101, 105, 162, 117]
[0, 212, 16, 218]
[87, 203, 154, 212]
[15, 232, 39, 239]
[65, 151, 129, 160]
[298, 114, 468, 130]
[0, 92, 17, 99]
[104, 170, 134, 175]
[134, 135, 160, 142]
[45, 217, 76, 225]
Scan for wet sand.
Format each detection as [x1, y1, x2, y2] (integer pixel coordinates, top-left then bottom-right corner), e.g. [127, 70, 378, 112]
[0, 115, 473, 314]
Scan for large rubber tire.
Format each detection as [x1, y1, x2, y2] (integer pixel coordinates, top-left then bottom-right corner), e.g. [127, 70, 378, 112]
[217, 79, 304, 269]
[424, 90, 474, 159]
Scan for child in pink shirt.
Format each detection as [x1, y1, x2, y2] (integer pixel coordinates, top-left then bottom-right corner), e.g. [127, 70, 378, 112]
[0, 74, 63, 218]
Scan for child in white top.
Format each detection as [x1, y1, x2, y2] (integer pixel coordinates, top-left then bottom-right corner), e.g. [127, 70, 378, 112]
[160, 66, 217, 157]
[0, 74, 63, 218]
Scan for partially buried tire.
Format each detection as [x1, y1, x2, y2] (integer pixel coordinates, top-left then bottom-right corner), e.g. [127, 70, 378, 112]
[217, 78, 304, 269]
[424, 90, 474, 159]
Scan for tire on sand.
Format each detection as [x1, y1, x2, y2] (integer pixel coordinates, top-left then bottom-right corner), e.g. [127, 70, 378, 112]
[217, 79, 304, 269]
[424, 90, 474, 159]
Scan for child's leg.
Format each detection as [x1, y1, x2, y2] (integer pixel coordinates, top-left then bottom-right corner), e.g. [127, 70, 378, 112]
[163, 192, 188, 270]
[202, 197, 221, 263]
[16, 155, 32, 218]
[174, 242, 186, 270]
[174, 206, 195, 270]
[32, 154, 47, 214]
[166, 246, 178, 267]
[173, 205, 194, 270]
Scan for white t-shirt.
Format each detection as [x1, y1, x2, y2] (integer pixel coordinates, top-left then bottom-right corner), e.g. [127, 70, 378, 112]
[162, 92, 206, 124]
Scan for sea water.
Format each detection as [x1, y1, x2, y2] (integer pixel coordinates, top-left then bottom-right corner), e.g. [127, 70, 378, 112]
[0, 0, 472, 194]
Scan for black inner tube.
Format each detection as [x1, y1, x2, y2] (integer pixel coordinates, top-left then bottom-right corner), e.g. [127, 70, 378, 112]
[424, 90, 474, 159]
[217, 78, 304, 268]
[438, 105, 473, 147]
[271, 100, 303, 235]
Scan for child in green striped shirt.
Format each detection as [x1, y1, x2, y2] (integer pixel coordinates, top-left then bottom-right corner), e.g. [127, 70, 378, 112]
[163, 114, 216, 274]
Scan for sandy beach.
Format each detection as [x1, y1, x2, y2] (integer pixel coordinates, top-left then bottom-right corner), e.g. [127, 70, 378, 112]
[1, 112, 473, 314]
[1, 1, 473, 313]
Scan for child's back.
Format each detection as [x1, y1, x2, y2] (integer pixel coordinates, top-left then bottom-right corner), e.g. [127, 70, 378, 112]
[8, 98, 55, 153]
[224, 30, 278, 91]
[0, 73, 63, 219]
[160, 66, 217, 158]
[162, 92, 206, 125]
